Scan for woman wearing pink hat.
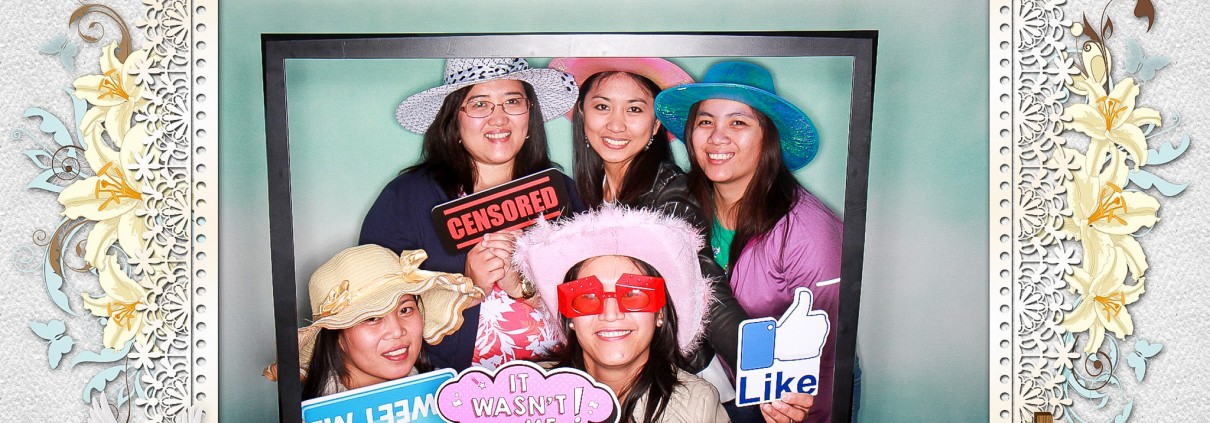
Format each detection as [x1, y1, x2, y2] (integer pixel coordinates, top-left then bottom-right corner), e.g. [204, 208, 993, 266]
[514, 205, 813, 423]
[656, 61, 841, 423]
[548, 57, 750, 378]
[360, 58, 585, 372]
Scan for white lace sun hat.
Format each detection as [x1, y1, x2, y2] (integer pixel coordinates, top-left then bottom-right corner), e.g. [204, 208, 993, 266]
[395, 57, 579, 134]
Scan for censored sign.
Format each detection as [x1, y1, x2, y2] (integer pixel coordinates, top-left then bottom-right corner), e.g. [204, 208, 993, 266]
[436, 361, 620, 423]
[301, 369, 455, 423]
[431, 168, 570, 253]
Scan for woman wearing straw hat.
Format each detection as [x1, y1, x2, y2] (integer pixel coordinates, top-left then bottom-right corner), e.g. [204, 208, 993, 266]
[655, 61, 841, 423]
[360, 58, 584, 372]
[264, 245, 484, 399]
[514, 205, 813, 423]
[547, 57, 749, 379]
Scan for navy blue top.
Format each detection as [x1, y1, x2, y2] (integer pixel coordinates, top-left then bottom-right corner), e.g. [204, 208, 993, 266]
[359, 168, 584, 371]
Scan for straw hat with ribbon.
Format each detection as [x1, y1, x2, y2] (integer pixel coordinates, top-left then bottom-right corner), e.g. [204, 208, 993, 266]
[265, 245, 484, 380]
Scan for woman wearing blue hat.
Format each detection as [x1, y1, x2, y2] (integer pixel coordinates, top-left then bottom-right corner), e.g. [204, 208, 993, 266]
[655, 61, 842, 423]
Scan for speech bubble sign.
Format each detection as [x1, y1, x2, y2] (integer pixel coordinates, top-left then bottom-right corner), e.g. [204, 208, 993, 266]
[436, 361, 620, 423]
[430, 168, 571, 254]
[301, 368, 455, 423]
[734, 285, 832, 407]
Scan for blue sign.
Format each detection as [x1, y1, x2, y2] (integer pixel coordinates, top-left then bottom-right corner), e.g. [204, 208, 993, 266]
[301, 369, 456, 423]
[734, 286, 831, 407]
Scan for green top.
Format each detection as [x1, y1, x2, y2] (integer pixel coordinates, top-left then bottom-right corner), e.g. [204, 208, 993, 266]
[710, 217, 736, 271]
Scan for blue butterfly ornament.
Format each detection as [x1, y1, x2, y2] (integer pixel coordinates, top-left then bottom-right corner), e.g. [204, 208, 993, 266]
[30, 320, 76, 369]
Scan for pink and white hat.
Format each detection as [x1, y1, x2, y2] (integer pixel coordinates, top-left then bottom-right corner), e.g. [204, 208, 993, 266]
[512, 204, 711, 353]
[547, 57, 694, 121]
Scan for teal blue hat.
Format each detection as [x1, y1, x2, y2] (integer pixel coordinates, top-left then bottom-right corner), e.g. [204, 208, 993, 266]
[654, 61, 819, 170]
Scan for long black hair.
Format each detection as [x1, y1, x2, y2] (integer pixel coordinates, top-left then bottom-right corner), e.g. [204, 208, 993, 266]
[301, 300, 434, 401]
[553, 256, 682, 423]
[571, 72, 672, 208]
[683, 102, 800, 272]
[409, 81, 558, 198]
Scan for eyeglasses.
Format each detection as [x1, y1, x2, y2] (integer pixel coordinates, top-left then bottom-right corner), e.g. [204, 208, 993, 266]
[557, 274, 666, 318]
[460, 98, 531, 118]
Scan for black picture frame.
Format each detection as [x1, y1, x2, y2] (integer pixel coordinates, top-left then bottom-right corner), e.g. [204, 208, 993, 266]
[262, 31, 876, 423]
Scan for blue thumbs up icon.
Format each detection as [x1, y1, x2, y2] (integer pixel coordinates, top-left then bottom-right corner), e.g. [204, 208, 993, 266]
[735, 286, 832, 406]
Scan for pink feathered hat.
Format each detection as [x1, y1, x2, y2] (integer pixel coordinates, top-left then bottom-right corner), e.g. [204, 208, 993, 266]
[512, 204, 711, 353]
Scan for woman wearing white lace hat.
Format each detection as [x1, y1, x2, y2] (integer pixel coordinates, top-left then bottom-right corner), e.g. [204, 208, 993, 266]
[360, 58, 585, 372]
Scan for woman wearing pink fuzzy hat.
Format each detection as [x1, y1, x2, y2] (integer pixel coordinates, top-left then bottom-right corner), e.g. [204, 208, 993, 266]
[514, 205, 813, 422]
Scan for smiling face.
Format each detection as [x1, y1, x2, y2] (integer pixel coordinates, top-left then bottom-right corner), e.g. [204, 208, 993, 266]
[338, 294, 423, 389]
[569, 256, 658, 377]
[457, 79, 531, 174]
[581, 74, 661, 174]
[689, 99, 767, 194]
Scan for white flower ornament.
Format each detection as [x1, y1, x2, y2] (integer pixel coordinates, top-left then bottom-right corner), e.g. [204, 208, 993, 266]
[81, 255, 149, 349]
[1062, 77, 1161, 170]
[57, 122, 152, 269]
[72, 42, 153, 144]
[1056, 147, 1158, 292]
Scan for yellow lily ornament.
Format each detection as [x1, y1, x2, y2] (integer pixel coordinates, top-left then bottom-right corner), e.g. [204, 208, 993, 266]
[57, 122, 152, 269]
[1062, 77, 1161, 170]
[72, 42, 154, 144]
[81, 255, 149, 349]
[1061, 247, 1145, 353]
[1056, 147, 1158, 292]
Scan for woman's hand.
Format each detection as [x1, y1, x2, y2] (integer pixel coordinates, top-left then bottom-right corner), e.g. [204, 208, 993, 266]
[487, 230, 545, 308]
[759, 392, 812, 423]
[465, 232, 516, 294]
[485, 230, 522, 294]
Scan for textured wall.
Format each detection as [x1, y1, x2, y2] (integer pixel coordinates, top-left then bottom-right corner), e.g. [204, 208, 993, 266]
[1054, 0, 1210, 421]
[0, 1, 151, 419]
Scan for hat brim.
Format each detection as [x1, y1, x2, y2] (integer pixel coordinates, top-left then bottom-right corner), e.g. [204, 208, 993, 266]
[296, 272, 483, 372]
[549, 57, 695, 121]
[513, 205, 711, 354]
[395, 68, 578, 134]
[655, 83, 819, 171]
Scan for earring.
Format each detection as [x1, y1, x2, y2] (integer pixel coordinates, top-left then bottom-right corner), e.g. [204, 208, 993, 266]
[569, 322, 576, 331]
[585, 136, 590, 148]
[656, 315, 664, 327]
[458, 138, 463, 144]
[645, 136, 654, 151]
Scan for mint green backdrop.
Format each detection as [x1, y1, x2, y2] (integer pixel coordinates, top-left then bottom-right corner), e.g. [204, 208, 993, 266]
[221, 1, 988, 421]
[283, 56, 853, 307]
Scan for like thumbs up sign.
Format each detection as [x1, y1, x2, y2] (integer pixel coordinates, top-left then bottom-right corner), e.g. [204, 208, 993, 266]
[739, 286, 831, 370]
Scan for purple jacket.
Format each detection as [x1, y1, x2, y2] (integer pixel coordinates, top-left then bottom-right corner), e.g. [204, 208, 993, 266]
[731, 187, 842, 423]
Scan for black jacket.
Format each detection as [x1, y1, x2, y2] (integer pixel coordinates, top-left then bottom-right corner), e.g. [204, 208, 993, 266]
[631, 162, 748, 373]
